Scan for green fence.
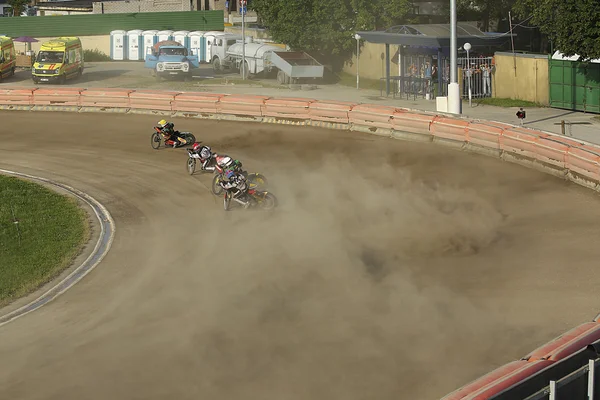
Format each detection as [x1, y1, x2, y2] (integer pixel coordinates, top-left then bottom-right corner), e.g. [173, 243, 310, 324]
[0, 11, 224, 38]
[549, 58, 600, 114]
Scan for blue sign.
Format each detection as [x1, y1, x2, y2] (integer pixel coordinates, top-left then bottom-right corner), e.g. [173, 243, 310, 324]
[239, 5, 246, 14]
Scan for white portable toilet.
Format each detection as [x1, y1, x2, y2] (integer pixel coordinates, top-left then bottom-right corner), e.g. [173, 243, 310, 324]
[142, 30, 158, 57]
[157, 30, 173, 42]
[189, 31, 206, 61]
[172, 30, 190, 49]
[126, 29, 143, 60]
[110, 30, 127, 61]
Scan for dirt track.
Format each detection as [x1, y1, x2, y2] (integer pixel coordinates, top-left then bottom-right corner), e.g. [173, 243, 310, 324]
[1, 111, 600, 400]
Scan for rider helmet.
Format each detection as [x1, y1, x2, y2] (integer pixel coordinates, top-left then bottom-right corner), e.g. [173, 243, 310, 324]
[218, 156, 233, 168]
[158, 119, 168, 129]
[225, 170, 235, 180]
[232, 160, 243, 171]
[192, 142, 203, 152]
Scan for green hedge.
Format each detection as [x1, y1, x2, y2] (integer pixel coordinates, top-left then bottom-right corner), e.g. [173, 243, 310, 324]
[0, 10, 224, 37]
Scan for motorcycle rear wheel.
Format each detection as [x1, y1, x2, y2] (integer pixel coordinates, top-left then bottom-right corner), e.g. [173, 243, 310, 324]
[212, 174, 224, 195]
[248, 173, 268, 189]
[151, 132, 161, 150]
[183, 133, 196, 145]
[187, 157, 196, 175]
[259, 193, 277, 211]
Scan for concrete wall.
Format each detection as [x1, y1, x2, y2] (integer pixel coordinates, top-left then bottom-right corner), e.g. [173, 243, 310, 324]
[493, 52, 549, 105]
[92, 0, 191, 14]
[344, 42, 391, 80]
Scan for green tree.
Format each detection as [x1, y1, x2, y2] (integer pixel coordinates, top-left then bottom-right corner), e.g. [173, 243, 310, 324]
[514, 0, 600, 61]
[7, 0, 29, 16]
[250, 0, 411, 68]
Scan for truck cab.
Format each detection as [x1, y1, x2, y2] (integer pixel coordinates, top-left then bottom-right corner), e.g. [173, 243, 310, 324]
[206, 33, 242, 73]
[144, 40, 199, 79]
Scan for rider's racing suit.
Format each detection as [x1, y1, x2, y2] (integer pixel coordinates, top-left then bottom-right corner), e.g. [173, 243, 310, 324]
[222, 170, 249, 207]
[192, 145, 214, 170]
[160, 122, 183, 147]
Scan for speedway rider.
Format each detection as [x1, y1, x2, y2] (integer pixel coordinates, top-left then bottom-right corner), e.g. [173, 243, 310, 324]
[156, 119, 183, 148]
[191, 143, 215, 170]
[221, 168, 250, 208]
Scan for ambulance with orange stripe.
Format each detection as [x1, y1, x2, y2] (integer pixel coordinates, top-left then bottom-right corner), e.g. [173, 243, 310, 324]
[0, 36, 16, 81]
[32, 37, 84, 84]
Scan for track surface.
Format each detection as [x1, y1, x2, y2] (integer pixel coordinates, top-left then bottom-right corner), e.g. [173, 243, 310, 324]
[1, 112, 600, 400]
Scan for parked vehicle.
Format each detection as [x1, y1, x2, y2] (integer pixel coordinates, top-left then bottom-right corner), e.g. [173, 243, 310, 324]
[32, 37, 83, 84]
[144, 40, 199, 80]
[0, 36, 16, 82]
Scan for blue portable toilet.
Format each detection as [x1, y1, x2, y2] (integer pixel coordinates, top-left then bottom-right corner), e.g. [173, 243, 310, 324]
[173, 30, 190, 50]
[142, 30, 158, 59]
[126, 29, 143, 60]
[189, 31, 206, 62]
[157, 30, 173, 42]
[110, 30, 127, 60]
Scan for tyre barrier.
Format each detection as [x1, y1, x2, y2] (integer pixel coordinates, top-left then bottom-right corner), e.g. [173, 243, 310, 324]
[2, 86, 600, 399]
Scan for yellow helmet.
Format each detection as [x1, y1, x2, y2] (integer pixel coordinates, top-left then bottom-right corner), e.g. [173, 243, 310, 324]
[158, 119, 168, 128]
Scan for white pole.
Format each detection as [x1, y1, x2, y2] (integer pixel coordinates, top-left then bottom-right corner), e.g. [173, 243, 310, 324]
[241, 0, 246, 80]
[448, 0, 461, 114]
[589, 359, 595, 400]
[549, 380, 557, 400]
[355, 34, 360, 90]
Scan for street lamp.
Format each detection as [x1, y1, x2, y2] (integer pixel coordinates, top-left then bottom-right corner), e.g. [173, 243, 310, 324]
[448, 0, 461, 114]
[464, 42, 472, 107]
[354, 33, 361, 90]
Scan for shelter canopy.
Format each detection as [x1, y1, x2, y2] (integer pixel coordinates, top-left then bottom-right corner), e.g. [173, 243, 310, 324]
[357, 22, 513, 48]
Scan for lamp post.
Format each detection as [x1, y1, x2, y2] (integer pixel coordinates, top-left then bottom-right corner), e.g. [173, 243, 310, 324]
[240, 0, 246, 80]
[464, 42, 472, 107]
[354, 33, 361, 90]
[448, 0, 461, 114]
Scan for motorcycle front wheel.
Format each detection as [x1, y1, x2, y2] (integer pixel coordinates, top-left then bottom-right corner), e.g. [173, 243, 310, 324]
[223, 191, 232, 211]
[187, 157, 196, 175]
[151, 132, 161, 150]
[212, 174, 224, 195]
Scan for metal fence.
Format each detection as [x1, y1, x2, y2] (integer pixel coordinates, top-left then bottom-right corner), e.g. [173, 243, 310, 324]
[524, 359, 600, 400]
[392, 54, 493, 100]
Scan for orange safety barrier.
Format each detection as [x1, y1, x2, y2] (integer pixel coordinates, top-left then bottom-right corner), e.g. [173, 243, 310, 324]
[32, 87, 83, 107]
[218, 94, 269, 117]
[262, 97, 314, 119]
[128, 90, 179, 111]
[307, 100, 355, 124]
[567, 144, 600, 181]
[466, 121, 510, 150]
[172, 92, 224, 114]
[390, 110, 435, 136]
[500, 126, 546, 159]
[348, 104, 396, 130]
[79, 88, 133, 108]
[430, 116, 469, 142]
[523, 322, 600, 362]
[0, 87, 37, 106]
[534, 136, 571, 169]
[441, 360, 552, 400]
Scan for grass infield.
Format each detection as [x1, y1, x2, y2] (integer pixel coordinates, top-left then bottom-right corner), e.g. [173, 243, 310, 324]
[0, 175, 89, 307]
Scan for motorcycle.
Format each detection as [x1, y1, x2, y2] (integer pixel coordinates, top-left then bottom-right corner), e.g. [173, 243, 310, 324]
[151, 127, 196, 150]
[187, 151, 232, 176]
[222, 186, 277, 211]
[211, 170, 268, 195]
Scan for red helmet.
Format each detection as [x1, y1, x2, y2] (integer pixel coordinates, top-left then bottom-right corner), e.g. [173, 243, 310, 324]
[192, 142, 202, 152]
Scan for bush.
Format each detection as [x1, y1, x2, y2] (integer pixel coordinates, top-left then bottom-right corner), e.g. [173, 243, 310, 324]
[84, 49, 111, 62]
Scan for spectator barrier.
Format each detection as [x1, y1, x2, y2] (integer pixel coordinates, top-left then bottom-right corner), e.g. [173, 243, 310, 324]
[1, 86, 600, 399]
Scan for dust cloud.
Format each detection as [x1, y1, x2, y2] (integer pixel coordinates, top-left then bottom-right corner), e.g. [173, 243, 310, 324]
[167, 146, 514, 400]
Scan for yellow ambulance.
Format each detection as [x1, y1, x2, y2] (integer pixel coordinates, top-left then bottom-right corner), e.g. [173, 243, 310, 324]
[32, 37, 84, 84]
[0, 36, 16, 81]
